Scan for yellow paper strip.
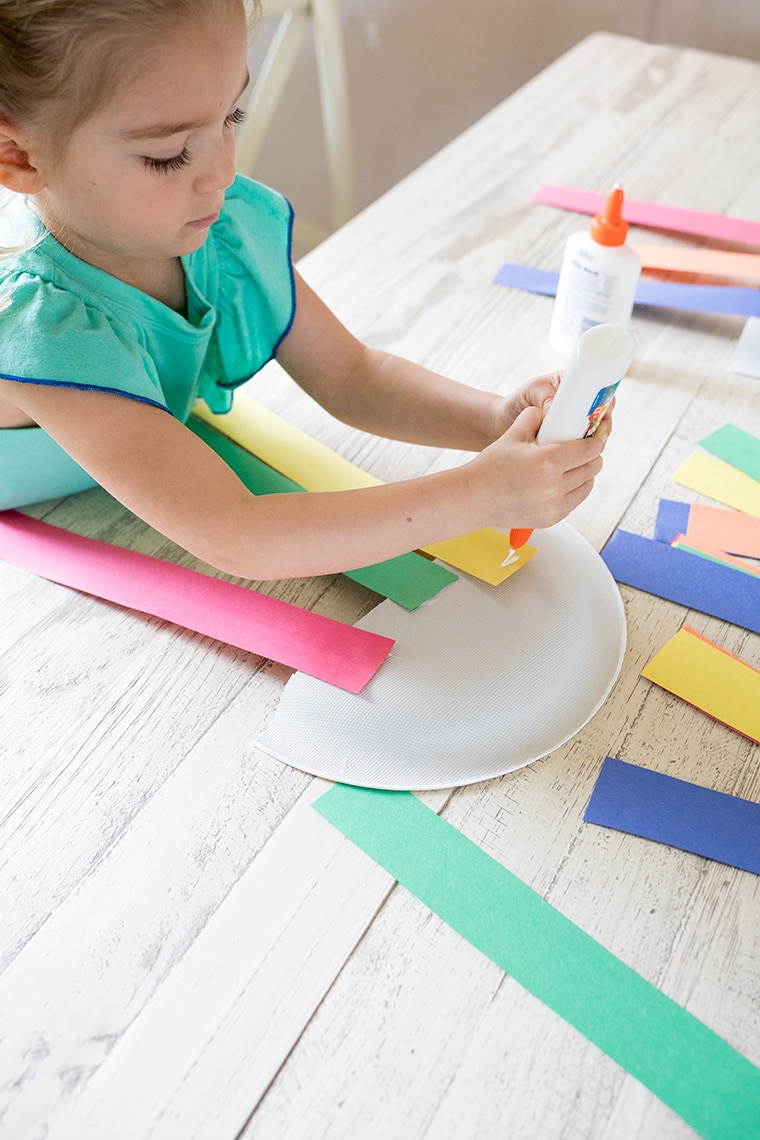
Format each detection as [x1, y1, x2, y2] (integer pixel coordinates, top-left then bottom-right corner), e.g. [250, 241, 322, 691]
[672, 454, 760, 518]
[641, 627, 760, 743]
[195, 396, 381, 490]
[193, 396, 531, 584]
[632, 244, 760, 280]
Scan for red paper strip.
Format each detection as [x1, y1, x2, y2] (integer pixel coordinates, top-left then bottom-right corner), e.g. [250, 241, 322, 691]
[0, 511, 393, 692]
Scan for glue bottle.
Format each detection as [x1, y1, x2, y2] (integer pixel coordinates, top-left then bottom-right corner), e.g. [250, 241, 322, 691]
[549, 184, 641, 357]
[537, 322, 636, 444]
[505, 322, 635, 559]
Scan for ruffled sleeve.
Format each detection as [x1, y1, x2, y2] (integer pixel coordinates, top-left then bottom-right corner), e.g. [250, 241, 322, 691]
[190, 176, 296, 414]
[0, 273, 170, 411]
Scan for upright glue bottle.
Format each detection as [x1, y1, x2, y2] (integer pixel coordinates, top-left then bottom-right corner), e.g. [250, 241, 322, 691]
[549, 184, 641, 357]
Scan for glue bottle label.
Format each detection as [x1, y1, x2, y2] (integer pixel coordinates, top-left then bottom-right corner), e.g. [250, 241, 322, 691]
[583, 382, 620, 438]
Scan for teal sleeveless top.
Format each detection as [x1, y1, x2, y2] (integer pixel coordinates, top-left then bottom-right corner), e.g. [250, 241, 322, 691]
[0, 175, 295, 508]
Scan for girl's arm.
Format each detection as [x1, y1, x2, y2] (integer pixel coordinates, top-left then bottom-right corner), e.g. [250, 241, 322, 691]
[277, 271, 558, 451]
[0, 271, 609, 580]
[1, 373, 605, 581]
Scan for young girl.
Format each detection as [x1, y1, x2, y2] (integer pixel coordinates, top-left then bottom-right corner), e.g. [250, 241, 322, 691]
[0, 0, 610, 581]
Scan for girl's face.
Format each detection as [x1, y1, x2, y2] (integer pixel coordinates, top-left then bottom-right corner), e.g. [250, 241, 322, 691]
[31, 5, 249, 288]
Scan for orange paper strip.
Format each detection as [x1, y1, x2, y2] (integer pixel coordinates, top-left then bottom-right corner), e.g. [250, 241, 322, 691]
[672, 537, 760, 578]
[685, 503, 760, 560]
[632, 245, 760, 280]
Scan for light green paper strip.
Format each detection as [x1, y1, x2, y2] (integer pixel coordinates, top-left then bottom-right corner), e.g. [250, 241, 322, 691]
[313, 785, 760, 1140]
[674, 541, 760, 578]
[700, 424, 760, 484]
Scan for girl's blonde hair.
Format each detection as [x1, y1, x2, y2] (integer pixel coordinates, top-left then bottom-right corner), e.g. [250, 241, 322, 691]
[0, 0, 260, 157]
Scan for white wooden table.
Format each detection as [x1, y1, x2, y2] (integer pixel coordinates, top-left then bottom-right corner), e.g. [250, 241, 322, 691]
[2, 32, 759, 1140]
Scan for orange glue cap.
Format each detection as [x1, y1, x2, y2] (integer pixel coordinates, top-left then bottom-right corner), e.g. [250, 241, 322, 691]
[508, 527, 533, 550]
[590, 184, 628, 247]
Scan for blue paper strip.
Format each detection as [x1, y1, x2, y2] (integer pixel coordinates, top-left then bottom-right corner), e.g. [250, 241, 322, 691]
[585, 757, 760, 875]
[493, 263, 760, 317]
[493, 264, 559, 297]
[600, 529, 760, 634]
[654, 499, 691, 544]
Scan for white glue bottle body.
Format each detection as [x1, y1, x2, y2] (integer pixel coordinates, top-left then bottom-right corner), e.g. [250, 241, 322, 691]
[538, 322, 636, 444]
[549, 184, 641, 358]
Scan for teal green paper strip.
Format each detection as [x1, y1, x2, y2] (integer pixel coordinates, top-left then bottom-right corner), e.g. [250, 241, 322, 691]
[190, 415, 306, 495]
[677, 542, 759, 578]
[700, 424, 760, 483]
[313, 785, 760, 1140]
[188, 417, 457, 609]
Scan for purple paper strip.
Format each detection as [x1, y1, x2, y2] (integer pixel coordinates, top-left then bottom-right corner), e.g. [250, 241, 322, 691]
[492, 263, 760, 317]
[654, 499, 691, 544]
[585, 757, 760, 875]
[600, 529, 760, 634]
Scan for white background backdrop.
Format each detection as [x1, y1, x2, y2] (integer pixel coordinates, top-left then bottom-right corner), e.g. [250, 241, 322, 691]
[244, 0, 760, 247]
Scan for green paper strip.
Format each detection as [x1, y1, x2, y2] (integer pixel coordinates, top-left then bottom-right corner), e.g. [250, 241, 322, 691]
[313, 785, 760, 1140]
[189, 416, 457, 610]
[701, 425, 760, 484]
[675, 542, 760, 579]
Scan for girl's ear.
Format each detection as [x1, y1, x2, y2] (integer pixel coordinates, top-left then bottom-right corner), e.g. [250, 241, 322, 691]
[0, 120, 46, 193]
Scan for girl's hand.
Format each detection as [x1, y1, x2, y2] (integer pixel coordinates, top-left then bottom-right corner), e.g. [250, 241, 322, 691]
[467, 402, 609, 531]
[490, 372, 562, 441]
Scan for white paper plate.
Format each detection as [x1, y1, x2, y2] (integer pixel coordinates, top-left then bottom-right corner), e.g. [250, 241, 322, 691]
[257, 522, 626, 790]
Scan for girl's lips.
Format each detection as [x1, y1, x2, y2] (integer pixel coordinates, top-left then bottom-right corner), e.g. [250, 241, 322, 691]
[187, 212, 220, 228]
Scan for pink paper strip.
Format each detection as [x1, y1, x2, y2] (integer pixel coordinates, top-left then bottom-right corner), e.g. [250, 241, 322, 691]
[533, 185, 760, 246]
[0, 511, 393, 693]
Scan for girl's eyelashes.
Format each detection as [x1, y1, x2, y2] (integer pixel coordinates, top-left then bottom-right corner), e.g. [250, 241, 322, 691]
[144, 147, 191, 174]
[142, 109, 246, 174]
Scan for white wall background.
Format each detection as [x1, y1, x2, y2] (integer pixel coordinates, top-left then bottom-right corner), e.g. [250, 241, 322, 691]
[243, 0, 760, 249]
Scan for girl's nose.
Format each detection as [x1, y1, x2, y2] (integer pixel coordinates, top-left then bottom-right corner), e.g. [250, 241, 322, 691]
[194, 137, 236, 195]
